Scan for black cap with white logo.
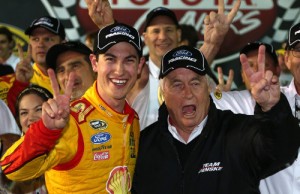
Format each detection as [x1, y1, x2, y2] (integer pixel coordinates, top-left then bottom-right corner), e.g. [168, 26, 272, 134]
[240, 41, 278, 66]
[286, 23, 300, 50]
[25, 16, 66, 40]
[160, 45, 216, 82]
[94, 23, 142, 57]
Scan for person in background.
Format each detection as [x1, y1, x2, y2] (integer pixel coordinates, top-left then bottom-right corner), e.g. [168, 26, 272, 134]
[258, 22, 300, 194]
[85, 0, 240, 130]
[0, 26, 20, 70]
[211, 24, 300, 194]
[212, 42, 281, 115]
[1, 23, 144, 193]
[0, 99, 20, 193]
[46, 41, 96, 102]
[0, 99, 20, 157]
[132, 45, 300, 194]
[20, 16, 66, 93]
[6, 85, 52, 194]
[277, 43, 292, 86]
[0, 64, 15, 104]
[178, 24, 199, 47]
[0, 16, 66, 110]
[240, 41, 281, 90]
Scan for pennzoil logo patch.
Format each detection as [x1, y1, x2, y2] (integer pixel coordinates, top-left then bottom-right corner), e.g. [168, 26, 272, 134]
[89, 120, 108, 130]
[214, 90, 222, 100]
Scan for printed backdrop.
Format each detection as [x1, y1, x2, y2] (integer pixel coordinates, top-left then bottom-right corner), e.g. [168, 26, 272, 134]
[0, 0, 299, 88]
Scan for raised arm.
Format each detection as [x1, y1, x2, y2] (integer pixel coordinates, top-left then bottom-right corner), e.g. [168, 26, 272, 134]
[200, 0, 241, 65]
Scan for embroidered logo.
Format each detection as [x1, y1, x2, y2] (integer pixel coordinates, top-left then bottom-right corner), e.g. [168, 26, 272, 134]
[89, 120, 108, 130]
[106, 166, 131, 194]
[198, 162, 223, 173]
[91, 132, 111, 144]
[94, 151, 110, 161]
[214, 89, 222, 100]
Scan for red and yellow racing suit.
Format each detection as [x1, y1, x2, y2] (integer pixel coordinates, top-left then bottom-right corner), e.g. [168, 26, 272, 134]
[1, 82, 140, 193]
[30, 63, 53, 94]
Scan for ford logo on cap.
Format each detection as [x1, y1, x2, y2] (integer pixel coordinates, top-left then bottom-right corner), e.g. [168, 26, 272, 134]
[110, 26, 130, 33]
[173, 50, 192, 57]
[91, 132, 111, 144]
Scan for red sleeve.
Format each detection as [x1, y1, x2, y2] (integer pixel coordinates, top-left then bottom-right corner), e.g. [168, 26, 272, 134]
[7, 80, 29, 116]
[0, 120, 62, 174]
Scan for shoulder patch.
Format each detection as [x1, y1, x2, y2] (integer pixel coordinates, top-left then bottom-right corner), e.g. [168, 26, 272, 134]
[70, 98, 95, 123]
[214, 90, 222, 100]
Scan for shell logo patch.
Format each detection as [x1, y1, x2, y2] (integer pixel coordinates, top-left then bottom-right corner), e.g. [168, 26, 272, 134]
[106, 166, 131, 194]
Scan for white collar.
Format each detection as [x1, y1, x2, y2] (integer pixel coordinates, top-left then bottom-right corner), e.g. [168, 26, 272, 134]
[167, 116, 208, 144]
[148, 58, 160, 79]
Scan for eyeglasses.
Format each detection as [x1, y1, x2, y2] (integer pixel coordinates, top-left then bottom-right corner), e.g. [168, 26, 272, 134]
[290, 48, 300, 58]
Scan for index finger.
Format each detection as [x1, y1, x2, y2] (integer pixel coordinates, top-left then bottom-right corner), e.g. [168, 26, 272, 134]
[17, 43, 24, 61]
[64, 72, 75, 98]
[48, 68, 61, 98]
[257, 45, 266, 77]
[25, 44, 32, 62]
[217, 66, 224, 84]
[227, 0, 241, 23]
[218, 0, 224, 14]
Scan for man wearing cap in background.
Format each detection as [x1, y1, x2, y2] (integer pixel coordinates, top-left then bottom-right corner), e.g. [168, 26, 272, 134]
[1, 22, 144, 193]
[212, 42, 281, 115]
[18, 15, 66, 93]
[46, 41, 96, 101]
[3, 16, 66, 114]
[132, 45, 300, 194]
[85, 0, 241, 130]
[258, 22, 300, 194]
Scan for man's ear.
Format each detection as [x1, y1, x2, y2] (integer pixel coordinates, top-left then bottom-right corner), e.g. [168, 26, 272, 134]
[284, 51, 291, 70]
[89, 54, 98, 72]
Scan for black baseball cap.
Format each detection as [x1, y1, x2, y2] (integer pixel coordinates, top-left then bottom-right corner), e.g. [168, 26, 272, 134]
[46, 41, 92, 71]
[25, 16, 66, 40]
[160, 45, 216, 82]
[94, 23, 142, 57]
[240, 41, 279, 66]
[286, 23, 300, 50]
[144, 7, 179, 31]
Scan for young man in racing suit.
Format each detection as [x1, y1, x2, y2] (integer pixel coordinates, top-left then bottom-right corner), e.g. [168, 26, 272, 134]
[1, 23, 145, 193]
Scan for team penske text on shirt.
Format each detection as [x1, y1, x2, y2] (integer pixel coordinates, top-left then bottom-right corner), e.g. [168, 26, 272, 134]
[198, 162, 223, 173]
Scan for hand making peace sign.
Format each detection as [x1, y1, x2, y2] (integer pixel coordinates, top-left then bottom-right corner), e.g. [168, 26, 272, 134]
[42, 69, 75, 130]
[203, 0, 241, 47]
[240, 45, 280, 112]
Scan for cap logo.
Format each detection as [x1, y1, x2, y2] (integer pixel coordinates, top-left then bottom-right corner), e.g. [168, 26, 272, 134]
[295, 29, 300, 35]
[169, 49, 196, 64]
[34, 17, 54, 28]
[106, 26, 134, 40]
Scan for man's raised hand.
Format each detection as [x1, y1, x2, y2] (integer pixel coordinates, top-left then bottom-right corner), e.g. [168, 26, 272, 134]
[85, 0, 114, 29]
[42, 69, 75, 129]
[240, 45, 280, 112]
